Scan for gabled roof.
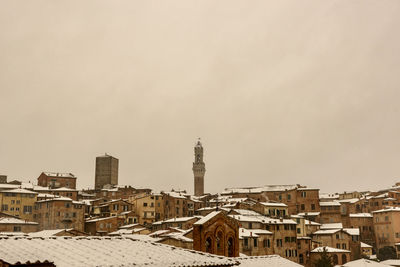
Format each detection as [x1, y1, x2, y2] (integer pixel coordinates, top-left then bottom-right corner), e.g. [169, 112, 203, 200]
[194, 211, 222, 225]
[0, 237, 238, 267]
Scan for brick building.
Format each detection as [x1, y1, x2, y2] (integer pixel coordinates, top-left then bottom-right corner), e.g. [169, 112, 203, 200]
[33, 197, 85, 231]
[193, 211, 239, 257]
[37, 172, 77, 189]
[85, 216, 124, 235]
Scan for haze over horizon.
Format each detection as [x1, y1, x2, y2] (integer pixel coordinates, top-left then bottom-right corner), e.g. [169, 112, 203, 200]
[1, 0, 400, 194]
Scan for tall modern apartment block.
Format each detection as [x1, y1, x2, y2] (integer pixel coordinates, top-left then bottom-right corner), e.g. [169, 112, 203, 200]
[95, 154, 119, 190]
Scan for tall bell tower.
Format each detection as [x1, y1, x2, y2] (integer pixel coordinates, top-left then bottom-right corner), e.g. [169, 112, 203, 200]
[193, 138, 205, 196]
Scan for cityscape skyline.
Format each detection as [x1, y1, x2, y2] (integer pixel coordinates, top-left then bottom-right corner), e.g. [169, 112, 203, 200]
[1, 1, 400, 195]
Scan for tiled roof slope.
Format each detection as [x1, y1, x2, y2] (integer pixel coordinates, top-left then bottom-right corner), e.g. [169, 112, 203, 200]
[0, 236, 239, 267]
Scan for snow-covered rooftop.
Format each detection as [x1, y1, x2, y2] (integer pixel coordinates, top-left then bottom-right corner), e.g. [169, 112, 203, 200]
[319, 201, 341, 206]
[163, 216, 199, 223]
[0, 236, 238, 267]
[349, 213, 373, 218]
[320, 223, 343, 230]
[260, 202, 288, 207]
[0, 217, 38, 225]
[361, 242, 373, 248]
[194, 211, 222, 225]
[372, 207, 400, 214]
[236, 255, 302, 267]
[42, 172, 76, 178]
[343, 258, 388, 267]
[311, 246, 350, 253]
[222, 185, 299, 194]
[0, 188, 37, 194]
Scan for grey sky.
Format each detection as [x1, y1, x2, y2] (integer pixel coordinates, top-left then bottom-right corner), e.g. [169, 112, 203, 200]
[1, 0, 400, 194]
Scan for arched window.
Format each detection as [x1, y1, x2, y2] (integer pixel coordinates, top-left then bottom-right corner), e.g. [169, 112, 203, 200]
[228, 237, 234, 257]
[206, 237, 213, 253]
[332, 254, 338, 265]
[216, 231, 224, 254]
[342, 254, 347, 264]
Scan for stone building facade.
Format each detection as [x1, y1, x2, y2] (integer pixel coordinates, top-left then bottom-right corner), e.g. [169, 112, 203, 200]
[33, 198, 85, 231]
[0, 188, 37, 221]
[95, 154, 119, 190]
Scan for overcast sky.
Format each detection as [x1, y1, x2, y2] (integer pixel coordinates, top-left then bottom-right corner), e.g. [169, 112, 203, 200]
[1, 0, 400, 194]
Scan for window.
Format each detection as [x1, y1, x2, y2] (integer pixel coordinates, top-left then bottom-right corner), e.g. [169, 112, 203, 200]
[299, 254, 304, 264]
[287, 194, 291, 201]
[253, 238, 258, 247]
[113, 204, 119, 210]
[244, 238, 249, 247]
[297, 228, 301, 234]
[73, 212, 76, 217]
[301, 191, 306, 198]
[285, 237, 290, 243]
[249, 222, 253, 229]
[1, 204, 8, 211]
[65, 203, 71, 208]
[311, 204, 316, 210]
[13, 226, 21, 232]
[291, 237, 296, 242]
[342, 243, 346, 249]
[23, 206, 32, 214]
[143, 203, 148, 207]
[263, 239, 270, 248]
[336, 234, 340, 239]
[301, 204, 305, 210]
[15, 207, 20, 211]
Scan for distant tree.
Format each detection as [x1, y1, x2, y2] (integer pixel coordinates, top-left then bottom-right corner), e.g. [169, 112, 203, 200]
[378, 246, 397, 261]
[313, 247, 334, 267]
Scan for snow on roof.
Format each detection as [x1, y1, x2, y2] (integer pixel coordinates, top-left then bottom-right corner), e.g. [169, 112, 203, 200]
[311, 246, 350, 253]
[119, 223, 141, 229]
[229, 214, 296, 225]
[239, 228, 272, 238]
[320, 223, 343, 230]
[159, 232, 193, 242]
[260, 202, 288, 207]
[319, 201, 341, 206]
[338, 198, 363, 204]
[0, 236, 238, 267]
[0, 217, 38, 225]
[0, 188, 37, 194]
[380, 259, 400, 266]
[361, 242, 373, 248]
[29, 229, 73, 237]
[349, 213, 373, 218]
[36, 196, 73, 203]
[372, 207, 400, 214]
[0, 184, 19, 190]
[236, 255, 302, 267]
[313, 229, 341, 235]
[222, 185, 299, 194]
[43, 172, 76, 178]
[343, 258, 388, 267]
[343, 228, 360, 236]
[0, 232, 29, 237]
[37, 193, 57, 198]
[297, 212, 320, 216]
[163, 191, 187, 199]
[85, 216, 118, 223]
[149, 230, 171, 237]
[319, 193, 339, 199]
[52, 187, 78, 191]
[194, 211, 222, 225]
[304, 219, 321, 226]
[232, 209, 262, 216]
[163, 216, 199, 223]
